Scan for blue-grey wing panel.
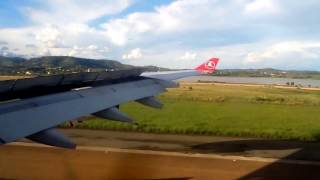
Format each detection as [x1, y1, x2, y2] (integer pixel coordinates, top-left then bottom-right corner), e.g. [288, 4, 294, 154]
[0, 68, 145, 102]
[59, 73, 96, 85]
[0, 80, 15, 94]
[142, 70, 199, 81]
[0, 79, 165, 143]
[13, 75, 63, 91]
[0, 69, 204, 148]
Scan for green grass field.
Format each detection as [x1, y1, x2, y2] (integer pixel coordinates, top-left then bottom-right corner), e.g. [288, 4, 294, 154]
[68, 83, 320, 141]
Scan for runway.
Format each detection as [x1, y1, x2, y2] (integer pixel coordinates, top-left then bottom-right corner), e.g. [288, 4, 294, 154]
[1, 143, 320, 180]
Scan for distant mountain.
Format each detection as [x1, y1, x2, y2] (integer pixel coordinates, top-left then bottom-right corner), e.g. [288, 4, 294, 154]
[0, 56, 174, 76]
[0, 56, 25, 67]
[0, 56, 135, 75]
[23, 56, 130, 69]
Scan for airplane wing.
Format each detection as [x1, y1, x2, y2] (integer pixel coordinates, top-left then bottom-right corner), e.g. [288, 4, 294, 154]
[0, 57, 219, 149]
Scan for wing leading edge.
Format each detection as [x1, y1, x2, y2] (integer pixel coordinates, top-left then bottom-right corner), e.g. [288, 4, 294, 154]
[0, 57, 219, 148]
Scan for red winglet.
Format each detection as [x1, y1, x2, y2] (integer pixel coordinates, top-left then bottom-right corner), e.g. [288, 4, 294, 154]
[195, 57, 220, 73]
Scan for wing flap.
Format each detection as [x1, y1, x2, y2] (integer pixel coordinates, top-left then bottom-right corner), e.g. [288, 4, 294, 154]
[136, 96, 163, 109]
[94, 107, 133, 123]
[27, 128, 76, 149]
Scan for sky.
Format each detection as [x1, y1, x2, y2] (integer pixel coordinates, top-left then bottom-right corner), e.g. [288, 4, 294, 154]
[0, 0, 320, 70]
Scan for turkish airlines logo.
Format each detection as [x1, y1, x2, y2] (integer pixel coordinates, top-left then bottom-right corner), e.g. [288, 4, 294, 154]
[205, 60, 216, 70]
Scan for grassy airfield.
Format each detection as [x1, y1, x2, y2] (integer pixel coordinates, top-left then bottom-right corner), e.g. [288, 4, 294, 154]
[69, 82, 320, 141]
[0, 76, 30, 80]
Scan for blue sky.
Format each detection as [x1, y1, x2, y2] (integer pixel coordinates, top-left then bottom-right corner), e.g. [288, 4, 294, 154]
[0, 1, 31, 27]
[0, 0, 320, 70]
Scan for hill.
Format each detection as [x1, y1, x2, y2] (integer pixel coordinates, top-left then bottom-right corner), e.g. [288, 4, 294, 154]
[0, 56, 134, 75]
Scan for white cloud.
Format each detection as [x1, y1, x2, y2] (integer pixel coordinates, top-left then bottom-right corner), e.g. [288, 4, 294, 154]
[246, 41, 320, 63]
[122, 48, 142, 59]
[25, 0, 133, 25]
[1, 46, 9, 51]
[180, 51, 197, 60]
[101, 2, 187, 45]
[0, 24, 112, 59]
[65, 23, 96, 35]
[245, 0, 279, 14]
[102, 0, 272, 46]
[87, 45, 98, 50]
[35, 24, 63, 48]
[124, 40, 320, 70]
[39, 48, 51, 56]
[0, 41, 8, 45]
[102, 0, 220, 46]
[67, 45, 108, 59]
[0, 27, 40, 56]
[0, 0, 134, 58]
[0, 45, 13, 57]
[25, 44, 37, 48]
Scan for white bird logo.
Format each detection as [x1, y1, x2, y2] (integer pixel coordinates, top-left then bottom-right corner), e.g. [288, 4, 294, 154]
[205, 61, 216, 70]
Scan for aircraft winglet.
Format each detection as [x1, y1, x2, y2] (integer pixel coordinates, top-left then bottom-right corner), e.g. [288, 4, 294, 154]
[195, 57, 220, 73]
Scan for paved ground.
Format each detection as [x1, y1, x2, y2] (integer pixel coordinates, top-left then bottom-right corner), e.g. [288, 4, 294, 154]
[61, 129, 320, 161]
[2, 143, 320, 180]
[2, 129, 320, 180]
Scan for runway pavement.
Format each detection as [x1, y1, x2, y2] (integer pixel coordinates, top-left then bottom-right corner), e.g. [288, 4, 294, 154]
[1, 142, 320, 180]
